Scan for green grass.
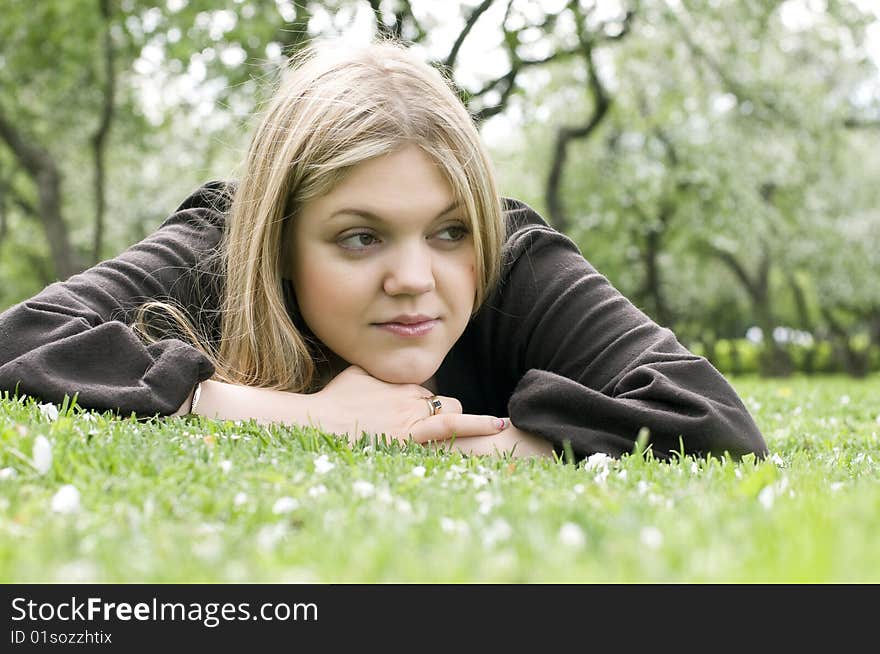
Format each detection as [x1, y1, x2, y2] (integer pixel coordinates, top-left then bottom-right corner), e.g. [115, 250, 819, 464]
[1, 375, 878, 583]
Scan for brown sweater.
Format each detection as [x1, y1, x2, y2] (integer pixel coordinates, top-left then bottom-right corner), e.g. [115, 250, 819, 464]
[0, 181, 767, 461]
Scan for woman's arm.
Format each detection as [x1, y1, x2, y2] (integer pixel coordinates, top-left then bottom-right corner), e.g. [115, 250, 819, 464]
[482, 200, 767, 462]
[0, 182, 230, 416]
[173, 369, 508, 446]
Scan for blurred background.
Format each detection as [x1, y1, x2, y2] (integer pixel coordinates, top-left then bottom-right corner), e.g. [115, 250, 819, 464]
[1, 0, 878, 378]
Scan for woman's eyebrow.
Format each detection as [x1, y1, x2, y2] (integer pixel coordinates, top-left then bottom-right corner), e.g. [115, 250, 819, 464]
[328, 200, 460, 222]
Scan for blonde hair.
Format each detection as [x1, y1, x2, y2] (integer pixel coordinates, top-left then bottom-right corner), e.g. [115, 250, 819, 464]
[133, 39, 505, 394]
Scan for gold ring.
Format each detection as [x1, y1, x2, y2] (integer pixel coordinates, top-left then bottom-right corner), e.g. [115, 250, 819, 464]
[424, 396, 442, 417]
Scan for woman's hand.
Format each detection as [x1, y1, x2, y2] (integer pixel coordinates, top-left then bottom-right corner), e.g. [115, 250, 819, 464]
[432, 420, 556, 459]
[308, 365, 506, 445]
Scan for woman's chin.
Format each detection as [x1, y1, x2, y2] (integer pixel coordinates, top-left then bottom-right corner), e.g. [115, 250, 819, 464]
[366, 362, 439, 387]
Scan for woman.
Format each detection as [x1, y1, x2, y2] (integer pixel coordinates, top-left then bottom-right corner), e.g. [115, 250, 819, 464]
[0, 40, 767, 461]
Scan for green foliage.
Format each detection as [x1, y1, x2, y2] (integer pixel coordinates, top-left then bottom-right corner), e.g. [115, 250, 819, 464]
[694, 337, 880, 376]
[1, 375, 879, 582]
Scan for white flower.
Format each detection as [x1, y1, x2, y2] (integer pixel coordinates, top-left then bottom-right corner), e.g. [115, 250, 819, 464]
[573, 484, 585, 494]
[593, 468, 609, 485]
[0, 467, 17, 480]
[38, 403, 59, 421]
[840, 395, 851, 405]
[272, 497, 299, 514]
[256, 524, 287, 551]
[768, 453, 784, 467]
[233, 492, 248, 507]
[440, 517, 458, 534]
[352, 481, 375, 498]
[51, 485, 81, 514]
[313, 454, 335, 475]
[584, 452, 611, 470]
[640, 526, 663, 549]
[411, 465, 426, 478]
[307, 484, 327, 498]
[476, 490, 496, 515]
[470, 474, 489, 488]
[558, 522, 586, 548]
[758, 485, 775, 510]
[218, 460, 233, 474]
[482, 518, 512, 548]
[830, 482, 844, 492]
[54, 560, 98, 582]
[32, 436, 53, 475]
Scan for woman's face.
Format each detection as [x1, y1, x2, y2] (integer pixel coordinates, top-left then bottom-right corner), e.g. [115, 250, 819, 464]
[287, 144, 477, 386]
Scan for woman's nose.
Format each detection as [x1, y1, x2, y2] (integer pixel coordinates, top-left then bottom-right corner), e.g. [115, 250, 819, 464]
[382, 240, 436, 296]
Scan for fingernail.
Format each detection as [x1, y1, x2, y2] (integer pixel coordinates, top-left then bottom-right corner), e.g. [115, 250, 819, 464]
[496, 418, 507, 430]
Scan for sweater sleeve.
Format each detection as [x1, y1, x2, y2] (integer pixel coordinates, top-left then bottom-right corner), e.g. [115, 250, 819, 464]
[0, 181, 231, 417]
[497, 219, 768, 461]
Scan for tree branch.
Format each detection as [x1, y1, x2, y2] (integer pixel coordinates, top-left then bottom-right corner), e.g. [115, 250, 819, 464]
[543, 4, 635, 232]
[444, 0, 495, 71]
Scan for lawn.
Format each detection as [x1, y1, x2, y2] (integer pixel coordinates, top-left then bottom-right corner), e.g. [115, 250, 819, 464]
[1, 375, 878, 583]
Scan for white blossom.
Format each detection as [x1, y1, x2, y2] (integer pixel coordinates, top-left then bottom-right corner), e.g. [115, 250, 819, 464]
[272, 497, 299, 514]
[584, 452, 612, 470]
[440, 517, 467, 535]
[840, 395, 851, 405]
[640, 526, 663, 549]
[758, 485, 775, 509]
[313, 454, 335, 475]
[352, 481, 375, 498]
[482, 518, 512, 548]
[233, 492, 248, 507]
[32, 436, 52, 475]
[256, 524, 287, 551]
[50, 485, 81, 514]
[0, 467, 17, 480]
[307, 484, 327, 498]
[476, 490, 497, 515]
[411, 465, 426, 478]
[218, 460, 233, 474]
[768, 453, 785, 467]
[558, 522, 586, 548]
[470, 474, 489, 488]
[38, 403, 59, 421]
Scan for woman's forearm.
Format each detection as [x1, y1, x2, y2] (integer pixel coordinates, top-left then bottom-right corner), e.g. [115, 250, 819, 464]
[170, 368, 509, 447]
[172, 379, 320, 428]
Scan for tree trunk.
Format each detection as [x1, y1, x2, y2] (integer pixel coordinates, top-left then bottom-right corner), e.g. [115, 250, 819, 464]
[709, 244, 793, 376]
[0, 110, 80, 280]
[91, 0, 116, 264]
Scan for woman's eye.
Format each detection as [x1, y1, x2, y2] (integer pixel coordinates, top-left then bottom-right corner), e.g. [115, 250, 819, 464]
[437, 225, 469, 241]
[338, 232, 379, 250]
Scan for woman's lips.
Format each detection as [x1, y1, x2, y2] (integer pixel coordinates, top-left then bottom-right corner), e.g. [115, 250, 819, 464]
[374, 319, 438, 337]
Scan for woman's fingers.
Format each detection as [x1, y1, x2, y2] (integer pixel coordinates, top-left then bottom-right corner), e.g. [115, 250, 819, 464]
[410, 413, 506, 443]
